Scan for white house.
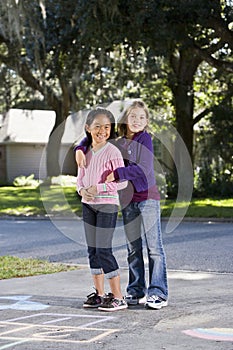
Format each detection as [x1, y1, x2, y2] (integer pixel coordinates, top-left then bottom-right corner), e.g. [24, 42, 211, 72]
[0, 101, 172, 184]
[0, 101, 128, 183]
[0, 109, 85, 183]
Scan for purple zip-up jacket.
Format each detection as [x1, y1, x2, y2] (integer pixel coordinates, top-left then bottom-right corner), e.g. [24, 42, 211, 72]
[114, 131, 155, 191]
[74, 131, 160, 202]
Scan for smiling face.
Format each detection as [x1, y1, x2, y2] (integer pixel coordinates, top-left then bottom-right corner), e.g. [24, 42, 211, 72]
[126, 107, 148, 137]
[86, 114, 111, 148]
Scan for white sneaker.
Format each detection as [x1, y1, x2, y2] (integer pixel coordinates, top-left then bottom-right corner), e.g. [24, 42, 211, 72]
[145, 295, 168, 309]
[125, 294, 147, 305]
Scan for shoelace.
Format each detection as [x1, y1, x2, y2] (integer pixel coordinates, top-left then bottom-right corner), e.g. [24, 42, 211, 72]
[148, 295, 164, 302]
[102, 293, 114, 305]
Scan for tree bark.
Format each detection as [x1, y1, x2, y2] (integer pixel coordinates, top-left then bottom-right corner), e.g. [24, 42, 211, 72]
[169, 47, 202, 166]
[46, 92, 70, 177]
[46, 104, 65, 177]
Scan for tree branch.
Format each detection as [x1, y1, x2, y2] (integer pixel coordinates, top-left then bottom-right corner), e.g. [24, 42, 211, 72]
[193, 88, 233, 126]
[207, 16, 233, 51]
[193, 44, 233, 72]
[193, 107, 211, 126]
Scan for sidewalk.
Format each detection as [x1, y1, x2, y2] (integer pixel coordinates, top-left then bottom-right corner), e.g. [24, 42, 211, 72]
[0, 267, 232, 349]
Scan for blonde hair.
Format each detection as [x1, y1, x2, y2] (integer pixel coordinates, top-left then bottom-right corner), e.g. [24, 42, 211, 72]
[117, 100, 150, 137]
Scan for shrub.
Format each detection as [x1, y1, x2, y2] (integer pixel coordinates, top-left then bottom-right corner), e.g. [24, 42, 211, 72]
[13, 174, 40, 187]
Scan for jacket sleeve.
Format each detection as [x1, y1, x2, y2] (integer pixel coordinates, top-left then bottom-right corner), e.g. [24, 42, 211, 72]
[73, 137, 89, 154]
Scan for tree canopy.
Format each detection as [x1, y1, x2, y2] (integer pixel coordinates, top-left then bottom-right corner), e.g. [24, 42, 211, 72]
[0, 0, 232, 191]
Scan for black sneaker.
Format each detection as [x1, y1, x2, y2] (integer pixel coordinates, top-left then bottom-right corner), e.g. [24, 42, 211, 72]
[98, 293, 128, 312]
[83, 289, 104, 308]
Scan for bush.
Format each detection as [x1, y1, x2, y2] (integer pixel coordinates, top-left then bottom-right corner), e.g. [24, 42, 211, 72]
[194, 165, 233, 198]
[40, 175, 76, 187]
[13, 174, 40, 187]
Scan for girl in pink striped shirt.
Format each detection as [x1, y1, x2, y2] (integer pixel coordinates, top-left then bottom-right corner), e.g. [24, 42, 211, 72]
[77, 108, 128, 311]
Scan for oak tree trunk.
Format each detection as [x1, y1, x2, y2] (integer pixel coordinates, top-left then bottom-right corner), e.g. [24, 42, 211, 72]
[46, 100, 68, 177]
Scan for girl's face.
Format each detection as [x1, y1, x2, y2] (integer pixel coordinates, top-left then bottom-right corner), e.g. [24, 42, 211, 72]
[126, 107, 148, 136]
[86, 114, 111, 146]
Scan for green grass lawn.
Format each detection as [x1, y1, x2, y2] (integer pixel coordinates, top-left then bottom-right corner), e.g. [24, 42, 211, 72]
[0, 185, 82, 217]
[161, 198, 233, 218]
[0, 185, 232, 218]
[0, 256, 79, 279]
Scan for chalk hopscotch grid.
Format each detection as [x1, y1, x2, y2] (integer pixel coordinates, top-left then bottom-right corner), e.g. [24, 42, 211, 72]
[0, 312, 120, 346]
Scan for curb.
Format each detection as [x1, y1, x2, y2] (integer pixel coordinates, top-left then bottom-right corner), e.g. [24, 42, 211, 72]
[0, 215, 232, 222]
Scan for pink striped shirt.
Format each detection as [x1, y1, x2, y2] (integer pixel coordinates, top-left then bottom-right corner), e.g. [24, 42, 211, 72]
[77, 142, 127, 205]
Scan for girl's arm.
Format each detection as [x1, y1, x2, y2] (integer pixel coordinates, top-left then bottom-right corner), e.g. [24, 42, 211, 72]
[74, 137, 89, 168]
[77, 167, 95, 201]
[109, 157, 128, 191]
[107, 134, 153, 182]
[76, 150, 86, 168]
[73, 137, 89, 153]
[88, 155, 128, 194]
[88, 180, 126, 196]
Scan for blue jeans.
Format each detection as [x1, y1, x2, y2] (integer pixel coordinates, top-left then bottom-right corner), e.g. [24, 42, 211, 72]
[122, 199, 168, 300]
[82, 203, 119, 279]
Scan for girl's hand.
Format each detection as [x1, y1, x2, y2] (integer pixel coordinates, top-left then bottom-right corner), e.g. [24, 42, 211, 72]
[80, 188, 94, 201]
[76, 150, 86, 168]
[87, 186, 97, 196]
[105, 172, 115, 183]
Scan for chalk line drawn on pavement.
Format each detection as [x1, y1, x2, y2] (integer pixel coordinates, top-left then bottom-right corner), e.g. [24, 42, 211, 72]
[0, 296, 49, 311]
[183, 328, 233, 341]
[0, 312, 119, 348]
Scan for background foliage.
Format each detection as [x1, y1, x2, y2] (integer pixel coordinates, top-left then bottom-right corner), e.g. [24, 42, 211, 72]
[0, 0, 233, 197]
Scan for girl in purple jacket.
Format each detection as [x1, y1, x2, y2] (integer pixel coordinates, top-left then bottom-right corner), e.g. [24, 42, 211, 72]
[75, 101, 168, 309]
